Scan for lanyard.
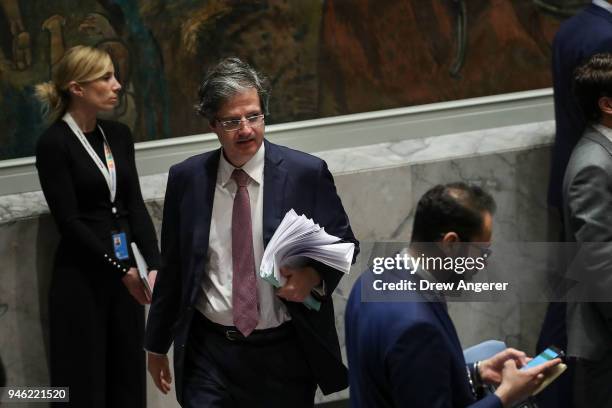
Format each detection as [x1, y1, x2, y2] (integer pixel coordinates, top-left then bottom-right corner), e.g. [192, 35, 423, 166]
[62, 112, 118, 213]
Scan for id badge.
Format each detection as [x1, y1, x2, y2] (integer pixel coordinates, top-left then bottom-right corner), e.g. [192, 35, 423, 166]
[112, 232, 129, 260]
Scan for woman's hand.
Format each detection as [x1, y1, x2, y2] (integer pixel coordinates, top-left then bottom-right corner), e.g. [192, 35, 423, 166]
[122, 267, 150, 305]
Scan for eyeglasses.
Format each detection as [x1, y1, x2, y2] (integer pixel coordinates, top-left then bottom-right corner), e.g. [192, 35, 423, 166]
[218, 114, 265, 132]
[467, 243, 492, 259]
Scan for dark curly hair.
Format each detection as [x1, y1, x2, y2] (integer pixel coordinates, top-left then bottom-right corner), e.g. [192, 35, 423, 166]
[573, 53, 612, 123]
[411, 182, 496, 243]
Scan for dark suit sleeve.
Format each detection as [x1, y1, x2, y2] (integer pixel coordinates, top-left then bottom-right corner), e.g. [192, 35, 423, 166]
[36, 130, 129, 277]
[566, 164, 612, 329]
[311, 160, 360, 297]
[145, 166, 183, 354]
[123, 127, 161, 270]
[387, 323, 502, 408]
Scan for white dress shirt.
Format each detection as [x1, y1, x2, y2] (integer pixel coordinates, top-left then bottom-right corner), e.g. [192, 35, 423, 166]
[195, 143, 291, 328]
[593, 0, 612, 14]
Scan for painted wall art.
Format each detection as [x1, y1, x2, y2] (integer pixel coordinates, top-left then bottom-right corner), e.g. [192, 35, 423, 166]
[0, 0, 586, 160]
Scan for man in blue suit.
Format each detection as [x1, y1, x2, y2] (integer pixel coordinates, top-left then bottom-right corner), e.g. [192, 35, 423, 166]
[345, 183, 559, 408]
[144, 58, 358, 407]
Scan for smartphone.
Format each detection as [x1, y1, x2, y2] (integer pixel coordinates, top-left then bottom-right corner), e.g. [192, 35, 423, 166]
[522, 345, 565, 370]
[522, 345, 567, 396]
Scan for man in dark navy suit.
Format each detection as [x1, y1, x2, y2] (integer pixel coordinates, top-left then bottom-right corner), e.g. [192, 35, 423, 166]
[144, 57, 358, 407]
[549, 0, 612, 211]
[345, 183, 559, 408]
[541, 3, 612, 406]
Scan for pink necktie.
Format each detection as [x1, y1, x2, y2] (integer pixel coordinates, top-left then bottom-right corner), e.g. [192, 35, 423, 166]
[231, 169, 259, 336]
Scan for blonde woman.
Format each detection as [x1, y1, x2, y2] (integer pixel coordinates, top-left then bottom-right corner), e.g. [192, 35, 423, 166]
[35, 45, 158, 408]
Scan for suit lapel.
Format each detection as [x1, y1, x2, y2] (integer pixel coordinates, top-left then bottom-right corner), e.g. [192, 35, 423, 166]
[410, 267, 465, 357]
[586, 127, 612, 157]
[263, 140, 288, 248]
[430, 300, 464, 357]
[189, 149, 220, 303]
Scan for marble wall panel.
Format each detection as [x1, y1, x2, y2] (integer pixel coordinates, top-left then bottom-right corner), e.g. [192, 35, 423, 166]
[0, 217, 54, 408]
[333, 166, 413, 241]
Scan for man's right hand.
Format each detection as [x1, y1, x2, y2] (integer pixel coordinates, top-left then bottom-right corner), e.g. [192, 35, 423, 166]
[494, 358, 562, 407]
[148, 353, 172, 394]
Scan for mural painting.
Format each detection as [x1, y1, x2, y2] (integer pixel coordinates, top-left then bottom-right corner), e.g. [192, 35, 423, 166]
[0, 0, 588, 161]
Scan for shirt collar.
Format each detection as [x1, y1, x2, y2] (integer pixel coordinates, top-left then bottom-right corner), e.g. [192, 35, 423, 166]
[219, 142, 265, 187]
[593, 0, 612, 14]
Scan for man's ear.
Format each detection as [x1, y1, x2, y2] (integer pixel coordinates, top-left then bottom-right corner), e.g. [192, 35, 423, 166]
[209, 119, 218, 132]
[441, 232, 459, 243]
[598, 96, 612, 115]
[439, 232, 461, 257]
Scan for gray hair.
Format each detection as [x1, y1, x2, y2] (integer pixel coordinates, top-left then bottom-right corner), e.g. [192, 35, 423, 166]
[195, 57, 270, 121]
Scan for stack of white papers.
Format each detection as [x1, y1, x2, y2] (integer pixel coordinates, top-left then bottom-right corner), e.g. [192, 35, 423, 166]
[260, 209, 355, 311]
[131, 242, 152, 297]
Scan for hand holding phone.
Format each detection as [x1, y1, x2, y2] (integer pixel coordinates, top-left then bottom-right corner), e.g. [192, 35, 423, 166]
[522, 346, 567, 396]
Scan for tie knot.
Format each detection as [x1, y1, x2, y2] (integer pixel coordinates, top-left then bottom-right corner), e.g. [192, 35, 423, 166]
[231, 169, 250, 187]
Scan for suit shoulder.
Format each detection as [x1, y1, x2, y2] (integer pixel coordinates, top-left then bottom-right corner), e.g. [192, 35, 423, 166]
[351, 276, 438, 328]
[555, 8, 612, 43]
[38, 120, 65, 140]
[569, 133, 612, 169]
[36, 121, 70, 154]
[169, 150, 217, 177]
[98, 119, 130, 132]
[269, 142, 325, 169]
[97, 119, 133, 142]
[564, 137, 612, 195]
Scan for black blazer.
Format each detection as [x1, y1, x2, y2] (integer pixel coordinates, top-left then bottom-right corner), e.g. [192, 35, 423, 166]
[145, 140, 359, 402]
[36, 119, 160, 275]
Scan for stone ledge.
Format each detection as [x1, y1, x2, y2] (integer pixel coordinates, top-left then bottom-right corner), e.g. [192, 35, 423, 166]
[0, 120, 554, 225]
